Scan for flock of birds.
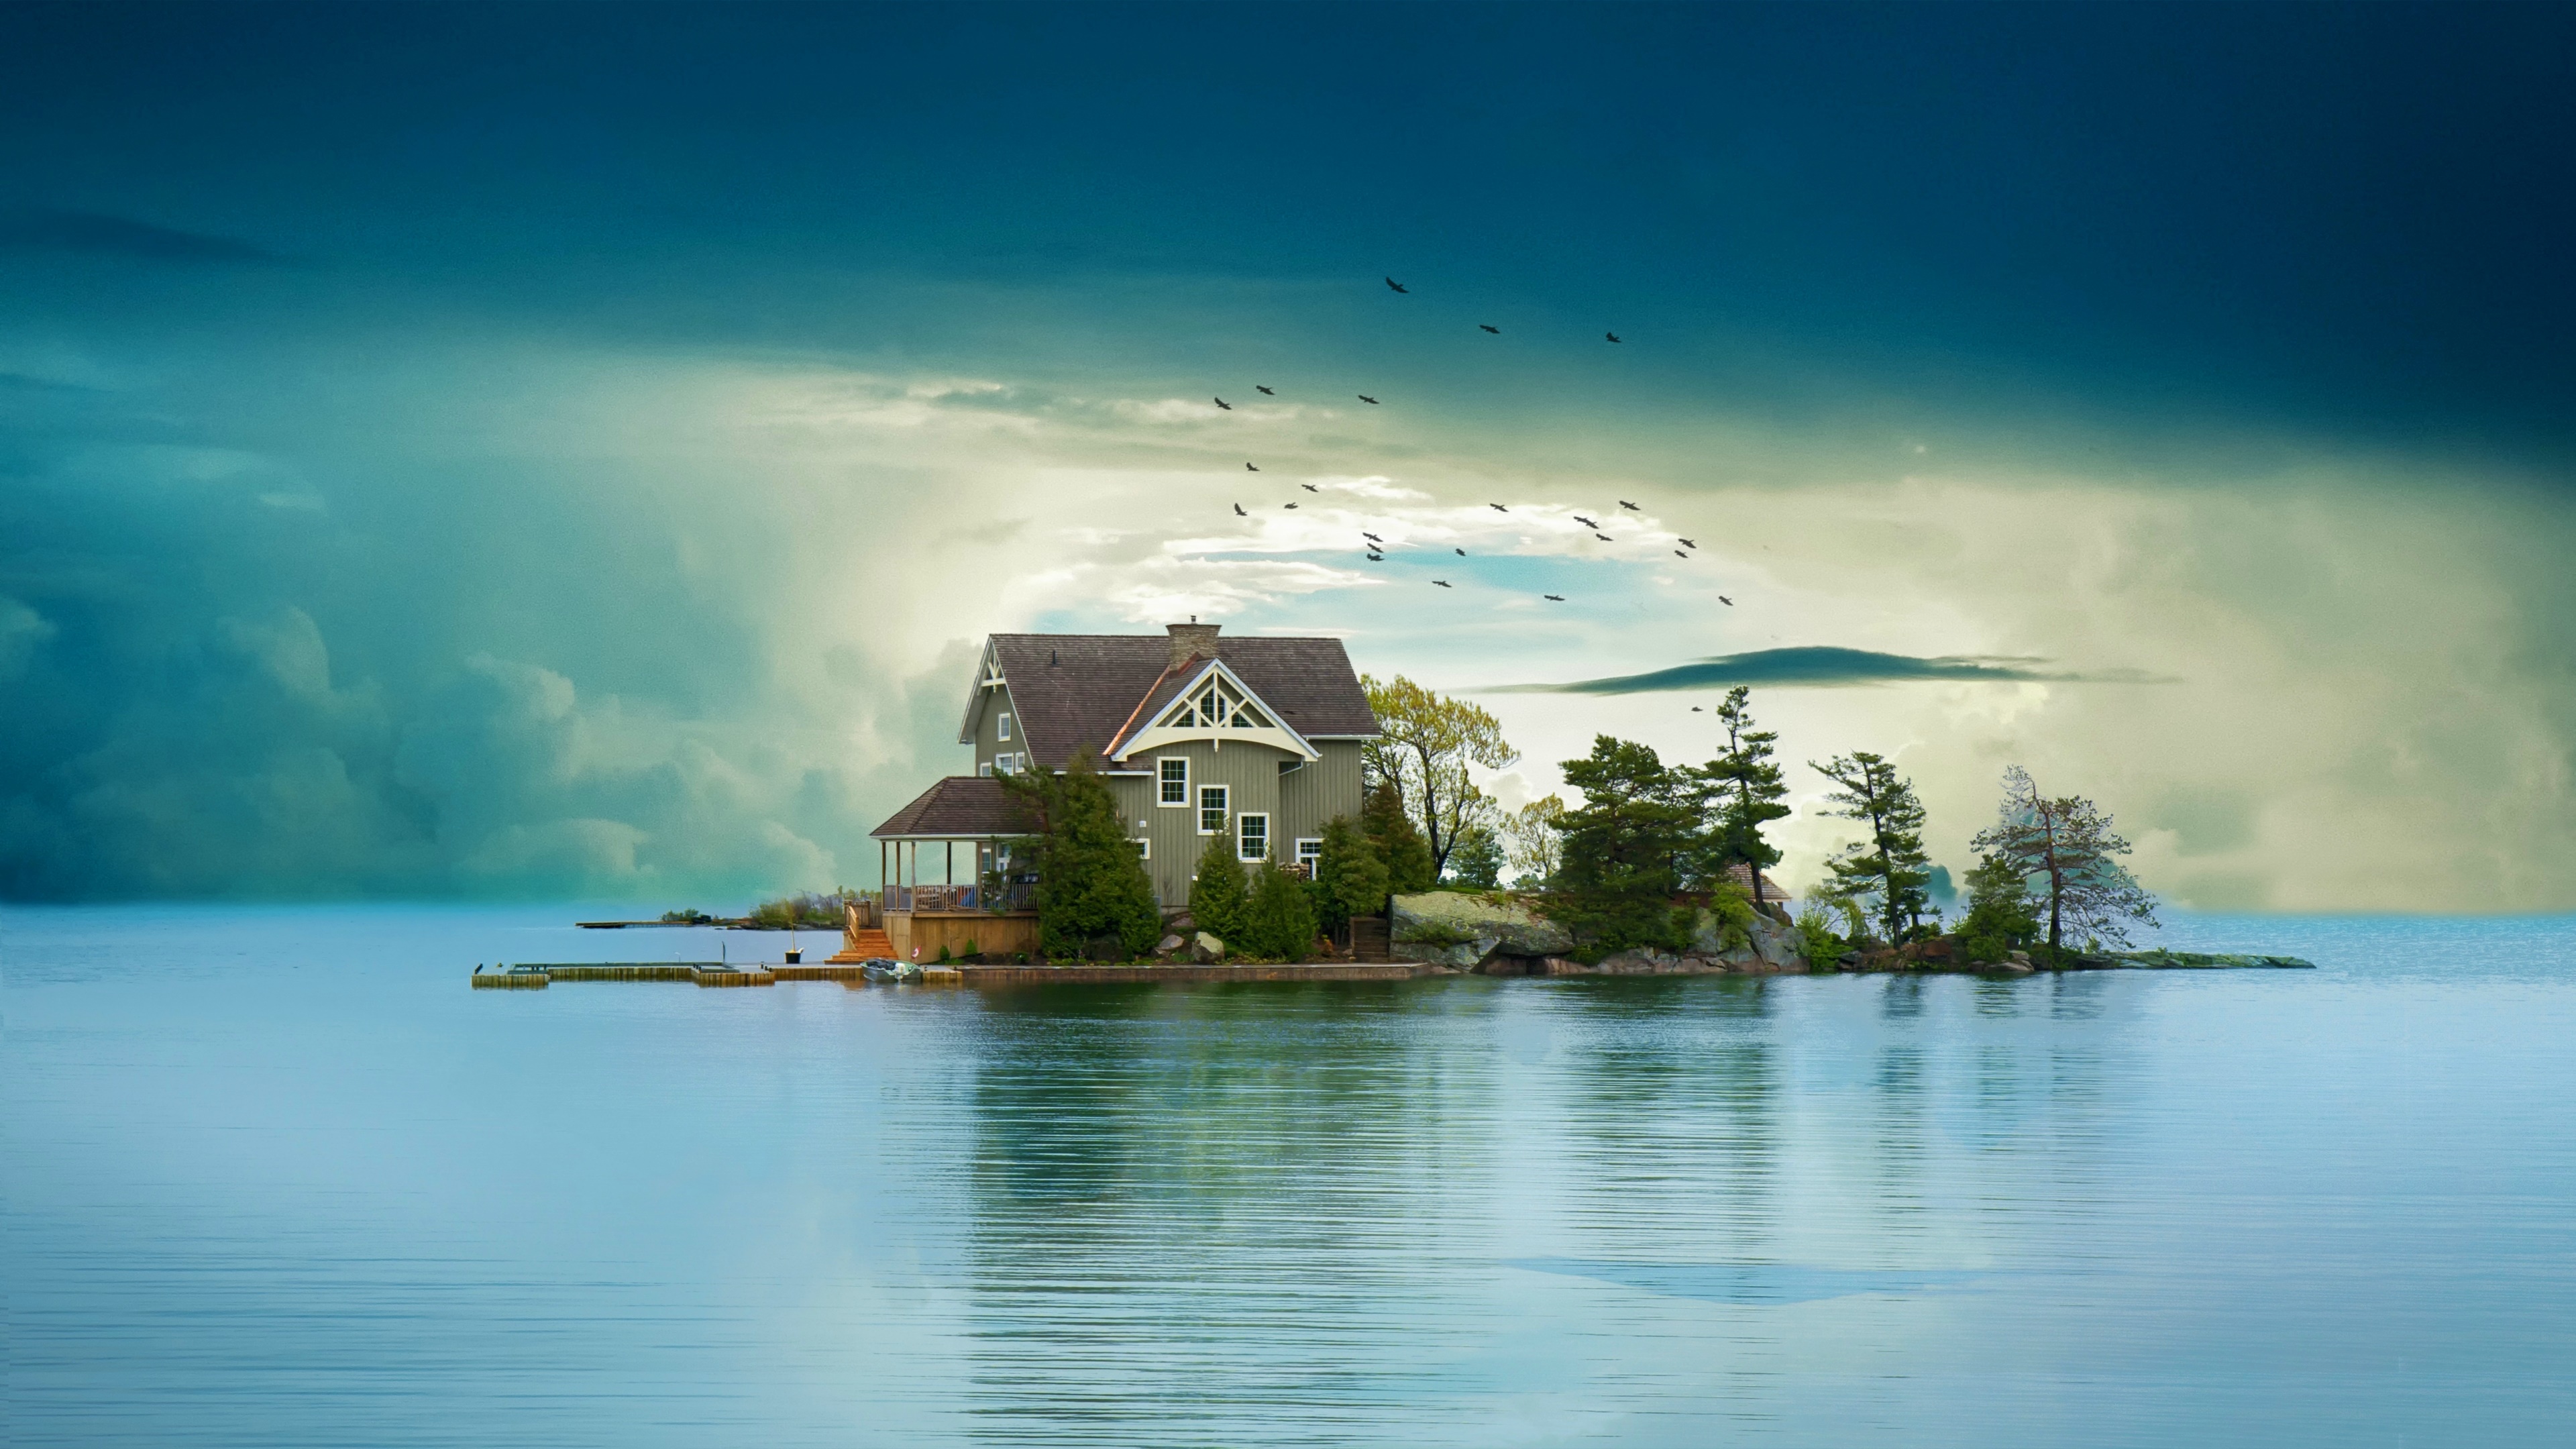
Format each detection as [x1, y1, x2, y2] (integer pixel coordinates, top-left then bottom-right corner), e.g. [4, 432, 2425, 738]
[1214, 274, 1729, 608]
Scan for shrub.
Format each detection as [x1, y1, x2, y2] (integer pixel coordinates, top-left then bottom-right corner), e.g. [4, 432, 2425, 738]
[1953, 855, 2043, 964]
[1189, 830, 1251, 949]
[1703, 877, 1756, 951]
[1240, 857, 1320, 961]
[1794, 902, 1845, 965]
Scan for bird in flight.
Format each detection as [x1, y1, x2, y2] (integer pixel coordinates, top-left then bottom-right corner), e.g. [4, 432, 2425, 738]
[1362, 531, 1383, 542]
[1674, 549, 1689, 559]
[1385, 277, 1409, 294]
[1358, 394, 1380, 405]
[1619, 500, 1640, 511]
[1246, 462, 1258, 471]
[1489, 503, 1509, 513]
[1454, 547, 1466, 556]
[1233, 504, 1247, 517]
[1677, 537, 1696, 549]
[1605, 331, 1623, 343]
[1284, 502, 1299, 509]
[1594, 533, 1612, 542]
[1432, 580, 1452, 588]
[1572, 516, 1598, 530]
[1543, 594, 1566, 602]
[1719, 595, 1734, 606]
[1214, 397, 1232, 410]
[1479, 324, 1500, 334]
[1301, 483, 1319, 492]
[1256, 385, 1275, 395]
[1366, 551, 1383, 561]
[1691, 706, 1704, 712]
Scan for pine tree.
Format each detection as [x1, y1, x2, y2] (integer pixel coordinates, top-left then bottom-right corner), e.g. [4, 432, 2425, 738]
[1550, 735, 1697, 959]
[1953, 854, 2043, 964]
[1970, 766, 2159, 953]
[1361, 778, 1436, 894]
[1811, 751, 1935, 945]
[1446, 824, 1505, 888]
[1311, 813, 1389, 934]
[1240, 857, 1320, 961]
[1693, 686, 1791, 904]
[1189, 828, 1251, 948]
[1000, 754, 1161, 961]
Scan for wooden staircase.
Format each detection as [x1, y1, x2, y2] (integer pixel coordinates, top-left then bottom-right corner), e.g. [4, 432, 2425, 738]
[1350, 915, 1392, 964]
[828, 903, 896, 963]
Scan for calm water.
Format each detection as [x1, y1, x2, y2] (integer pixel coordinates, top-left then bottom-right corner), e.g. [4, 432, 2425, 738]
[7, 906, 2573, 1446]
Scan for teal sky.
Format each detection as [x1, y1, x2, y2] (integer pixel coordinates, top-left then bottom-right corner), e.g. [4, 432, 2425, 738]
[5, 2, 2573, 908]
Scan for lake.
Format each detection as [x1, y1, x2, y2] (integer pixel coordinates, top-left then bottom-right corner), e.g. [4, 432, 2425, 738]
[7, 904, 2573, 1446]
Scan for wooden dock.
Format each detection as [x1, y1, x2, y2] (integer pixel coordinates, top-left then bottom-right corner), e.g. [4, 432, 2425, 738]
[476, 961, 1443, 989]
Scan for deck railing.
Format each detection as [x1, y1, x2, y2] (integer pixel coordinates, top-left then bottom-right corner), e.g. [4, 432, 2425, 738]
[886, 880, 1037, 914]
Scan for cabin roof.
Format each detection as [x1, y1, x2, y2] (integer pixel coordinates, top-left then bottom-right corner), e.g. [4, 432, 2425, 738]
[869, 775, 1040, 841]
[981, 631, 1377, 769]
[1725, 863, 1794, 902]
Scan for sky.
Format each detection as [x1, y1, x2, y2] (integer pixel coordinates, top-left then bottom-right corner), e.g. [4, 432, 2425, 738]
[4, 1, 2573, 910]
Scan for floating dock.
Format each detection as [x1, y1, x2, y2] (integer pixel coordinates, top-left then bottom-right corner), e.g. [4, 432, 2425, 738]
[475, 960, 1443, 989]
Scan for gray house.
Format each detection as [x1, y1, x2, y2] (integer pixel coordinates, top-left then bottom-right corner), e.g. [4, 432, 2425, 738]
[873, 621, 1379, 914]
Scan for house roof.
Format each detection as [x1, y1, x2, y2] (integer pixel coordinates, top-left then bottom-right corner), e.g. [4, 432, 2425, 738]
[980, 631, 1378, 769]
[869, 775, 1040, 840]
[1725, 863, 1794, 902]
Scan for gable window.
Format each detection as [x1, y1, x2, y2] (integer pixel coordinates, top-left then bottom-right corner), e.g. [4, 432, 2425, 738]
[1198, 784, 1228, 835]
[1159, 757, 1189, 806]
[998, 712, 1012, 743]
[1237, 812, 1269, 862]
[1296, 837, 1323, 871]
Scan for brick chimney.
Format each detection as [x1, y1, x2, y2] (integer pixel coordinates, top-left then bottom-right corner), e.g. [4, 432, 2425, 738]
[1166, 619, 1221, 669]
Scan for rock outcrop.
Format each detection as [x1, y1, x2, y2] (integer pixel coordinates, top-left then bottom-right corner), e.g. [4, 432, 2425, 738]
[1389, 892, 1810, 973]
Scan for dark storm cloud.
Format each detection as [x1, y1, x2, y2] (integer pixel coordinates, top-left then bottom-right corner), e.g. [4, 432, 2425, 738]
[0, 209, 293, 266]
[1495, 648, 2172, 696]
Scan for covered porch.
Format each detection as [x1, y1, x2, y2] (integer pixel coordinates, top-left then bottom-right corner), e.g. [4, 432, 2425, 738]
[870, 776, 1042, 962]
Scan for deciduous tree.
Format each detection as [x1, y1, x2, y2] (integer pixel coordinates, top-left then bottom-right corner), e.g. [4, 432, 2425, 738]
[1811, 751, 1935, 944]
[1970, 766, 2159, 953]
[1501, 794, 1566, 887]
[1360, 674, 1519, 877]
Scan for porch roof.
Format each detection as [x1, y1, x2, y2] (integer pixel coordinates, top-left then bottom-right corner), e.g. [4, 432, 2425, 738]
[869, 775, 1039, 841]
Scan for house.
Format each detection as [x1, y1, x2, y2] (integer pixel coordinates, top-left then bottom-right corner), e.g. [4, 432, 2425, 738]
[867, 621, 1379, 955]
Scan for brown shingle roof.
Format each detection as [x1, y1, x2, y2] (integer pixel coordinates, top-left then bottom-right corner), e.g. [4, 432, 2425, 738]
[1725, 863, 1794, 902]
[987, 633, 1378, 770]
[869, 775, 1040, 839]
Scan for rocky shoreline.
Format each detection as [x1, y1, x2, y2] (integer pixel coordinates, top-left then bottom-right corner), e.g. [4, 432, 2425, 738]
[1389, 892, 2313, 977]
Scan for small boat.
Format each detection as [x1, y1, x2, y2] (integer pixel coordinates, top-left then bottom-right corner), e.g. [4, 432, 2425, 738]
[859, 959, 919, 982]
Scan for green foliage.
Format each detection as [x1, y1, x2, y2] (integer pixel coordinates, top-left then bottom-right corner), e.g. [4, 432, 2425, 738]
[1501, 794, 1566, 885]
[1546, 735, 1696, 960]
[1811, 751, 1937, 944]
[1794, 902, 1847, 964]
[1953, 854, 2043, 965]
[1446, 824, 1505, 889]
[1189, 828, 1251, 947]
[1362, 779, 1437, 894]
[660, 908, 714, 924]
[1000, 754, 1162, 961]
[1239, 857, 1320, 961]
[1311, 814, 1389, 932]
[1360, 674, 1519, 877]
[1703, 876, 1756, 951]
[745, 890, 859, 929]
[1689, 687, 1792, 900]
[1969, 765, 2161, 952]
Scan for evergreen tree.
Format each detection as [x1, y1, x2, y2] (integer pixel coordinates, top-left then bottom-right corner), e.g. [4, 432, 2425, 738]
[1692, 686, 1791, 904]
[1311, 813, 1389, 933]
[1446, 824, 1505, 889]
[1970, 766, 2159, 953]
[1549, 735, 1697, 959]
[1953, 854, 2043, 964]
[1361, 778, 1437, 894]
[1811, 751, 1935, 944]
[1000, 753, 1161, 961]
[1189, 828, 1251, 947]
[1240, 857, 1320, 960]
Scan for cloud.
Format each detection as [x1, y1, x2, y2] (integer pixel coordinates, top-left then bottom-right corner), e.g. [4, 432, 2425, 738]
[0, 209, 295, 266]
[1491, 647, 2173, 694]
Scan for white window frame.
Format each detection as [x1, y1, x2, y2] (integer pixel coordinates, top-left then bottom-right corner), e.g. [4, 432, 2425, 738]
[998, 711, 1012, 743]
[1133, 837, 1150, 860]
[1295, 837, 1323, 869]
[1198, 784, 1228, 835]
[1237, 812, 1269, 862]
[1159, 756, 1190, 807]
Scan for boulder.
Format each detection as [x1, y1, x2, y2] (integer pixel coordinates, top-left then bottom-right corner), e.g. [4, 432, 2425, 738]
[1156, 934, 1186, 956]
[1190, 931, 1226, 963]
[1389, 892, 1574, 964]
